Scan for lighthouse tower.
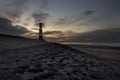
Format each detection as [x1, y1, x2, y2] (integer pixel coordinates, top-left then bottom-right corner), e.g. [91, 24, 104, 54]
[39, 23, 43, 40]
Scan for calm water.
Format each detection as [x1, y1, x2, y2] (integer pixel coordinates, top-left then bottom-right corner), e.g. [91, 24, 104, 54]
[62, 42, 120, 47]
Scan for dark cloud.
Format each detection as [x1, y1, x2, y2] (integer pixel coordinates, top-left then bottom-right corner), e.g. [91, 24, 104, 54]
[54, 18, 68, 26]
[29, 31, 64, 40]
[44, 36, 66, 42]
[54, 10, 94, 26]
[54, 17, 77, 26]
[65, 28, 120, 43]
[36, 28, 120, 43]
[0, 0, 48, 22]
[0, 0, 28, 20]
[43, 31, 77, 42]
[32, 28, 39, 30]
[82, 10, 94, 16]
[0, 17, 30, 35]
[29, 28, 120, 43]
[32, 13, 50, 24]
[44, 31, 63, 35]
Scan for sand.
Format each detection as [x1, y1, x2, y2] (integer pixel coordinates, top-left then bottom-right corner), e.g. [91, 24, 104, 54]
[0, 42, 120, 80]
[0, 34, 46, 51]
[69, 44, 120, 62]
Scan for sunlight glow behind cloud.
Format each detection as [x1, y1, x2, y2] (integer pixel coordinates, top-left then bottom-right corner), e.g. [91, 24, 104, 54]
[0, 0, 120, 42]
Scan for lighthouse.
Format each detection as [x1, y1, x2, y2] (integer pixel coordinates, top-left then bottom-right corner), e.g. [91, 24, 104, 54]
[39, 23, 43, 40]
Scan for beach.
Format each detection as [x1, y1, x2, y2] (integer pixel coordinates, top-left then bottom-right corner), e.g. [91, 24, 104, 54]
[0, 42, 120, 80]
[67, 44, 120, 62]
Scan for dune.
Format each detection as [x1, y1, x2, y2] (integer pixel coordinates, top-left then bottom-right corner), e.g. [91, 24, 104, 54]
[0, 34, 120, 80]
[0, 34, 46, 51]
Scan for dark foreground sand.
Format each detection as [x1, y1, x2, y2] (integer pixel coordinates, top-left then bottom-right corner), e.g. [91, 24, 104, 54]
[0, 42, 120, 80]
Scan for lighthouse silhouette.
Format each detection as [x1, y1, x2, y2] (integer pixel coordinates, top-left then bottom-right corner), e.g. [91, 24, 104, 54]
[39, 23, 44, 40]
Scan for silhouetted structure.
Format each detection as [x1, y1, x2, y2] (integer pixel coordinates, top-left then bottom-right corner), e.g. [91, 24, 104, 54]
[39, 23, 43, 40]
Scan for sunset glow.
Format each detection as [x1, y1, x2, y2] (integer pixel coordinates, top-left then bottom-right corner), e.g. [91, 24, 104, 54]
[0, 0, 120, 42]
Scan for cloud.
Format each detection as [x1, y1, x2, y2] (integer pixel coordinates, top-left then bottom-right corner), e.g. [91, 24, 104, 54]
[54, 10, 94, 27]
[32, 13, 50, 24]
[32, 28, 39, 30]
[0, 17, 30, 35]
[65, 28, 120, 43]
[0, 0, 28, 20]
[54, 7, 119, 30]
[29, 31, 64, 40]
[43, 31, 78, 42]
[54, 18, 70, 26]
[0, 0, 49, 23]
[40, 0, 48, 9]
[44, 31, 64, 40]
[42, 28, 120, 43]
[82, 10, 94, 16]
[30, 28, 120, 43]
[54, 17, 78, 26]
[44, 31, 63, 35]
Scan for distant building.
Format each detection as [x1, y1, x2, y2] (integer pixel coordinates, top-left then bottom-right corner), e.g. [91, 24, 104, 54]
[39, 23, 44, 40]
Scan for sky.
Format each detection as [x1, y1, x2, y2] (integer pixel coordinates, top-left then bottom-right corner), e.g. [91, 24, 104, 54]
[0, 0, 120, 43]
